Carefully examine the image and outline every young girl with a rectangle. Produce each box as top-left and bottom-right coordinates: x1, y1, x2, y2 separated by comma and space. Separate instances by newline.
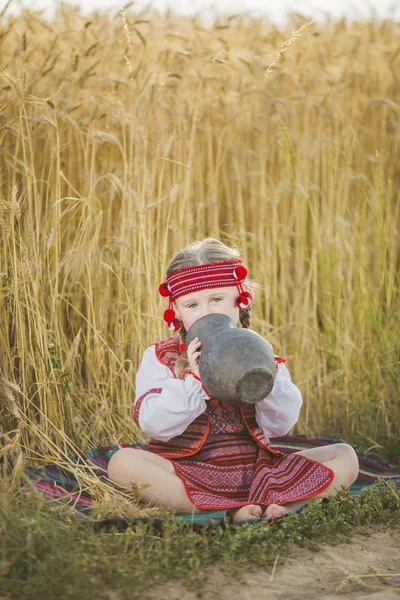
108, 238, 359, 522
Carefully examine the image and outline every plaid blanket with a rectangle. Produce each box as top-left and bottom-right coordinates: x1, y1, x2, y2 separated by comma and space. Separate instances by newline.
23, 436, 400, 529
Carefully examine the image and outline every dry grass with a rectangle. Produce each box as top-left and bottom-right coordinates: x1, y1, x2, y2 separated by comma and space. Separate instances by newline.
0, 7, 399, 470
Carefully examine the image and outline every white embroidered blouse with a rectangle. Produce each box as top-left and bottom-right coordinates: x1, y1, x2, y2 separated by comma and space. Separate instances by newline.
134, 345, 303, 443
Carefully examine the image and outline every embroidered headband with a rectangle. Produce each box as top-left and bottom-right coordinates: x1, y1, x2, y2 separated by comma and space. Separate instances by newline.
159, 260, 253, 331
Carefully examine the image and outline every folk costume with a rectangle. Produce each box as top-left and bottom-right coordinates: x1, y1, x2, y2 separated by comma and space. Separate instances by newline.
133, 260, 334, 511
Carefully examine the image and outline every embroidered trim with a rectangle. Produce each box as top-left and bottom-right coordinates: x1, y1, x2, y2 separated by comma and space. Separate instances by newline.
240, 405, 282, 455
164, 260, 244, 302
274, 355, 286, 373
153, 335, 180, 374
148, 416, 211, 460
183, 371, 211, 398
133, 388, 162, 426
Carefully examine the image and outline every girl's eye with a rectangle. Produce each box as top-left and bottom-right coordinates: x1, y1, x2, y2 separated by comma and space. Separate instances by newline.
187, 298, 222, 309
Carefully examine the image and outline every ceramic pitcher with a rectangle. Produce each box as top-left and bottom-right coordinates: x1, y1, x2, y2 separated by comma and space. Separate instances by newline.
185, 313, 276, 406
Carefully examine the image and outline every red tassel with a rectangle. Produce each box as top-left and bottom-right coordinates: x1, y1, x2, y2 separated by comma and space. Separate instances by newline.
179, 343, 186, 354
161, 291, 181, 330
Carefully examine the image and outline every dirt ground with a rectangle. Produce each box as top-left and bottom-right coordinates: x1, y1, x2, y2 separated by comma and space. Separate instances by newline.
145, 528, 400, 600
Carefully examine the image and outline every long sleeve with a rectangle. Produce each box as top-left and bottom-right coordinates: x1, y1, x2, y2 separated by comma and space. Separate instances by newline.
134, 345, 210, 442
255, 359, 302, 438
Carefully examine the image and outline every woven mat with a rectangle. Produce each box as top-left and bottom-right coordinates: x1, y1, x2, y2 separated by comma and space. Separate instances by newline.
23, 436, 400, 529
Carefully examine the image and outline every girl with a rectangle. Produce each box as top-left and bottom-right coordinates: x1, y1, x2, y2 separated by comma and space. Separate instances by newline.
108, 238, 359, 523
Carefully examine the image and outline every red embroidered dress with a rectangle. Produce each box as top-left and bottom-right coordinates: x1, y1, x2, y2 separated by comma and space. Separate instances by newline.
134, 335, 334, 510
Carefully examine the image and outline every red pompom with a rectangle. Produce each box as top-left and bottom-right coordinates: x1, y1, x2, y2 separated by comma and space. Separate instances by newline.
235, 291, 253, 309
234, 265, 248, 281
179, 343, 186, 353
159, 282, 170, 297
208, 399, 219, 407
169, 319, 181, 332
163, 308, 175, 322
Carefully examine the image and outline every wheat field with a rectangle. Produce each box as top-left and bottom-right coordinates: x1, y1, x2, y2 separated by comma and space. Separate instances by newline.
0, 6, 399, 464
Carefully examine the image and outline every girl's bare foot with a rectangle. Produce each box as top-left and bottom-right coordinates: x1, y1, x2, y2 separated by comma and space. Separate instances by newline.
262, 503, 290, 520
229, 504, 263, 521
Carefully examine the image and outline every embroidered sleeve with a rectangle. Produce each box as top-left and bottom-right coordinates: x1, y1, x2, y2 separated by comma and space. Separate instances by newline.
254, 357, 303, 438
134, 346, 209, 442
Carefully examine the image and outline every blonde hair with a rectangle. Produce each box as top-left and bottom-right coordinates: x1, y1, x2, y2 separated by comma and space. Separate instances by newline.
165, 238, 256, 379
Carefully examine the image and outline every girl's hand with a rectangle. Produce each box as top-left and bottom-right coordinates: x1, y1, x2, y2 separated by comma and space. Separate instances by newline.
187, 337, 202, 378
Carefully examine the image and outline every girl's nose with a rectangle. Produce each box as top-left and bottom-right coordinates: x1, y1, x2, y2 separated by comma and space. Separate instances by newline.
200, 305, 211, 317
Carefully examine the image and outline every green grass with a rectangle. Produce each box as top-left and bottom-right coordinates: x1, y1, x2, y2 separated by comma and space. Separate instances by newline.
0, 480, 399, 600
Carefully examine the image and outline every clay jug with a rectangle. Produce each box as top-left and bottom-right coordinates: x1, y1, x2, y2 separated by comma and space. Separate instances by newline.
185, 313, 276, 406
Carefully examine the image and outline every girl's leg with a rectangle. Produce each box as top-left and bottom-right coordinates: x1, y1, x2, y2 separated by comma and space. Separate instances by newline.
108, 448, 263, 521
263, 443, 359, 519
107, 448, 199, 513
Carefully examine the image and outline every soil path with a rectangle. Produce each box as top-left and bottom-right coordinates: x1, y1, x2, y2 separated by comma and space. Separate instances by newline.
145, 528, 400, 600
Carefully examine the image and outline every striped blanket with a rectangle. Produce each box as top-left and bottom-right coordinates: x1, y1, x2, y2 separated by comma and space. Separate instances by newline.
23, 436, 400, 529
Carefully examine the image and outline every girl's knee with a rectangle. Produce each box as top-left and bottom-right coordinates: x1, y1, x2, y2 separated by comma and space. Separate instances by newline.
107, 447, 140, 483
337, 443, 359, 483
336, 442, 358, 460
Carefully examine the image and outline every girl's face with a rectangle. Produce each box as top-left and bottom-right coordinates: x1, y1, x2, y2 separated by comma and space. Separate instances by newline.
173, 285, 247, 332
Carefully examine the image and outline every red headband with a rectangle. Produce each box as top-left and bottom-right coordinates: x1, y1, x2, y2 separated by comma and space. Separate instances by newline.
159, 260, 252, 331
